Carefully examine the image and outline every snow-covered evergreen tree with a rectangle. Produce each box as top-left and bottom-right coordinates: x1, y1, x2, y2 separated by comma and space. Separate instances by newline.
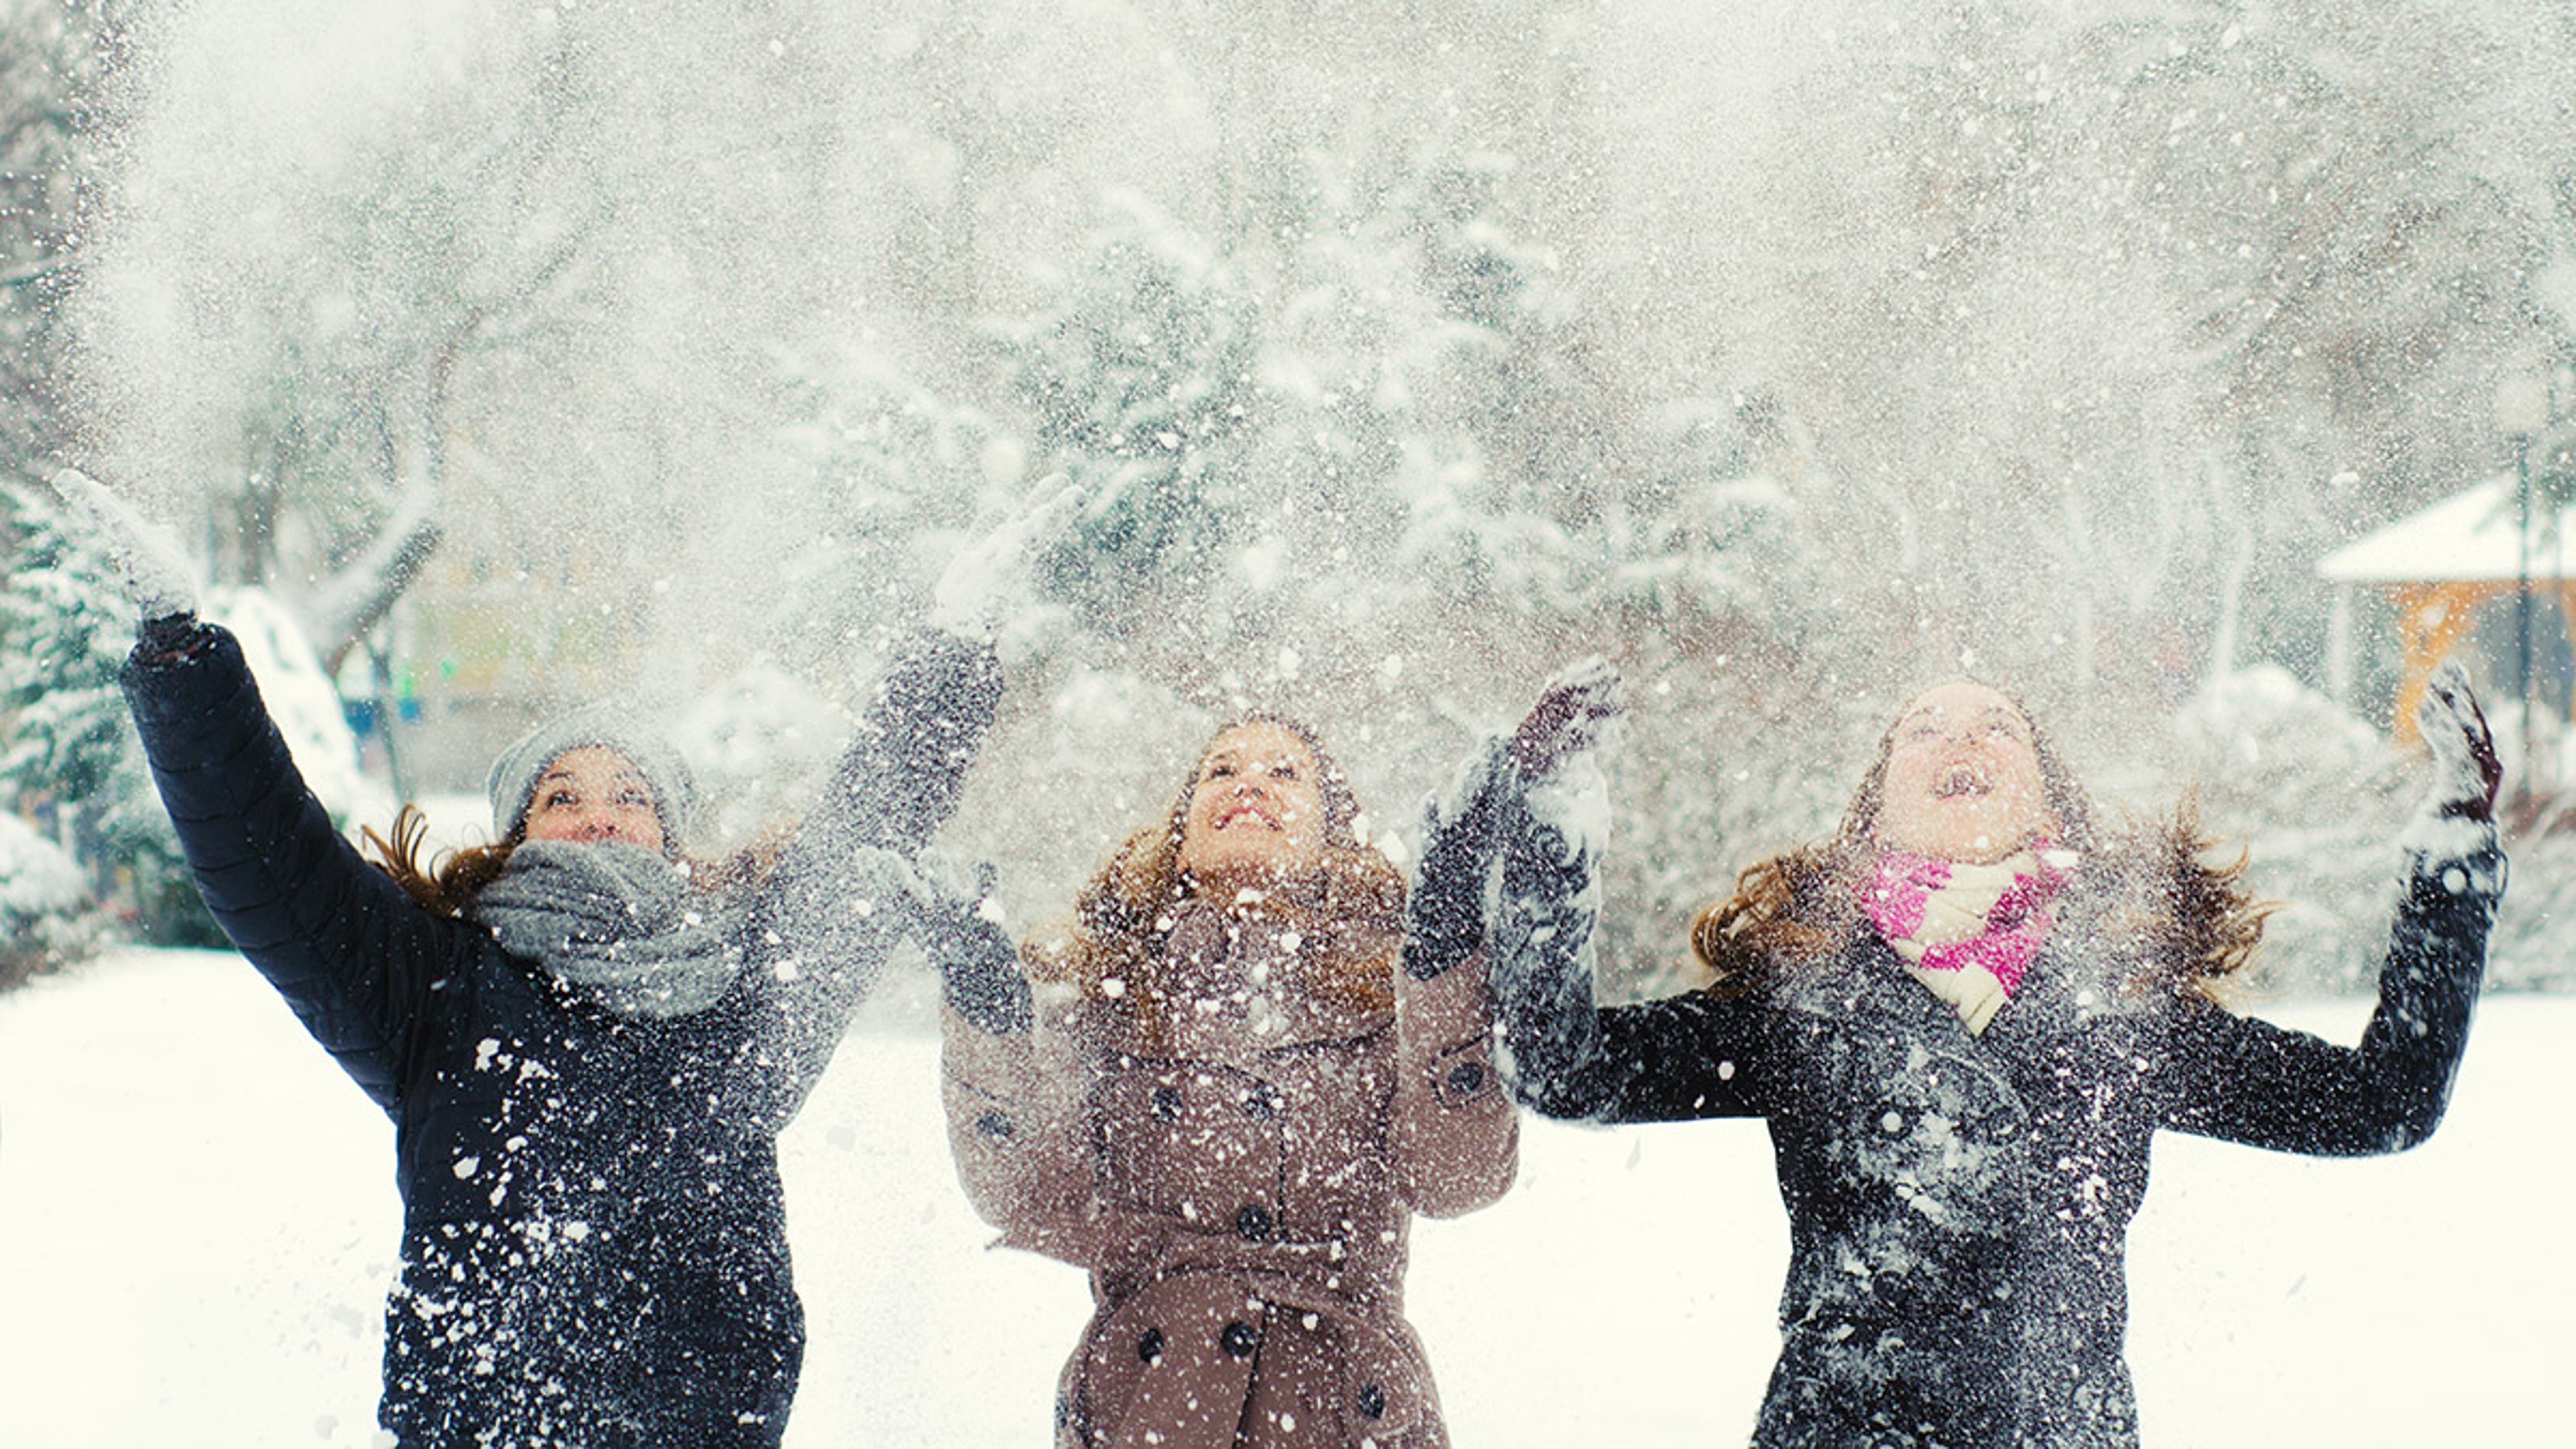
1003, 191, 1265, 643
0, 808, 90, 986
0, 477, 219, 946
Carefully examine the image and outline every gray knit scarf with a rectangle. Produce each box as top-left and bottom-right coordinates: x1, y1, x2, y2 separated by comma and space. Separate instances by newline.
472, 839, 746, 1019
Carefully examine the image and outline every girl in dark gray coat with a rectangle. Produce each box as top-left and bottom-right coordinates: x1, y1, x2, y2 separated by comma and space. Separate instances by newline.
1417, 660, 2504, 1449
68, 469, 1071, 1448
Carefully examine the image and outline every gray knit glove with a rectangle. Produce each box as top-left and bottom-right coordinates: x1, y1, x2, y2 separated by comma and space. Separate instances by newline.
906, 852, 1032, 1035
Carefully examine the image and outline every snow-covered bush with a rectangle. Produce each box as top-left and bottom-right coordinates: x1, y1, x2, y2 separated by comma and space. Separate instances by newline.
2167, 665, 2415, 994
669, 661, 850, 852
0, 810, 93, 987
2486, 822, 2576, 992
213, 588, 394, 832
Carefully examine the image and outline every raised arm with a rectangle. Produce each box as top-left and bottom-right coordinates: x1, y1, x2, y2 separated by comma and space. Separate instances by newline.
745, 480, 1080, 1117
1393, 756, 1519, 1214
123, 616, 461, 1115
62, 468, 459, 1115
1485, 658, 1626, 1118
917, 875, 1105, 1263
2165, 665, 2506, 1154
1480, 659, 1772, 1126
746, 625, 1006, 1001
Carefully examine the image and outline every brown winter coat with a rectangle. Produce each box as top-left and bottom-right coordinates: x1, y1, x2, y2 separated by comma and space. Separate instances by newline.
943, 899, 1517, 1448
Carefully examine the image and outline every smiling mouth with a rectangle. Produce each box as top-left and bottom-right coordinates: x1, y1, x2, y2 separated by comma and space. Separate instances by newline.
1933, 762, 1992, 800
1214, 804, 1280, 832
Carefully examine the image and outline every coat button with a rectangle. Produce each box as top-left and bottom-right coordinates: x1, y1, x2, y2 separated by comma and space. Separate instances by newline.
1235, 1204, 1273, 1241
1357, 1382, 1387, 1419
1446, 1061, 1486, 1096
1242, 1092, 1277, 1121
974, 1109, 1014, 1140
1150, 1086, 1184, 1120
1136, 1328, 1165, 1364
1220, 1320, 1258, 1358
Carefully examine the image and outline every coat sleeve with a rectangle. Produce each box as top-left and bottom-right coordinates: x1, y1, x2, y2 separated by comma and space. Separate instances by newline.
120, 623, 461, 1117
940, 988, 1105, 1265
1486, 749, 1769, 1126
1510, 987, 1773, 1126
2161, 833, 2504, 1155
1392, 948, 1517, 1217
741, 629, 1006, 1123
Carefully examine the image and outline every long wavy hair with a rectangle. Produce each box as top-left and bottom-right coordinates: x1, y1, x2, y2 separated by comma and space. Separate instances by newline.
363, 802, 778, 920
1028, 712, 1406, 1053
1690, 682, 2269, 1004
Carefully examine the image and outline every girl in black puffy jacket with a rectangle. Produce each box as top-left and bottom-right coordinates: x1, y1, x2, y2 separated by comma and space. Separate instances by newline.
1417, 659, 2504, 1449
76, 468, 1073, 1448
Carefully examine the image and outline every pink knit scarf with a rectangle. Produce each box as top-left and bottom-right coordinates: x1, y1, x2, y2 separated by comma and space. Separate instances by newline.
1860, 847, 2072, 1031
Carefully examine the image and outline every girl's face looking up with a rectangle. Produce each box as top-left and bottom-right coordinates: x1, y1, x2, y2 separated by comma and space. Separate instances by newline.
1177, 722, 1328, 891
1872, 682, 2056, 864
521, 747, 665, 853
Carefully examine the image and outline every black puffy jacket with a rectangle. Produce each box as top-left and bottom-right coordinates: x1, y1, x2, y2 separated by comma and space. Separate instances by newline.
123, 625, 997, 1448
1496, 837, 2501, 1449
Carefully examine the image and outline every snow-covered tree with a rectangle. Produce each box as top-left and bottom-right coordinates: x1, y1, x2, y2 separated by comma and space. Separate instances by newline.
0, 480, 218, 945
1003, 191, 1265, 645
0, 0, 138, 480
0, 806, 91, 985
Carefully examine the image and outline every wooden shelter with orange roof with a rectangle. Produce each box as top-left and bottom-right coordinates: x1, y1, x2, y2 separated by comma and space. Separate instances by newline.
2319, 473, 2576, 741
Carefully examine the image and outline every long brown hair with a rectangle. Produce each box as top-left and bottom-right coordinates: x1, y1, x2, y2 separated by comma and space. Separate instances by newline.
364, 804, 521, 917
1028, 712, 1405, 1052
1690, 682, 2269, 1003
362, 805, 783, 918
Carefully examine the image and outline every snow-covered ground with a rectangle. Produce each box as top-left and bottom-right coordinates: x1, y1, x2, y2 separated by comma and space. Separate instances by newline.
1, 949, 2567, 1448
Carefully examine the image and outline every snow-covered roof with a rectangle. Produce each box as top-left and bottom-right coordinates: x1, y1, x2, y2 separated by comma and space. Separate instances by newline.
2318, 474, 2576, 584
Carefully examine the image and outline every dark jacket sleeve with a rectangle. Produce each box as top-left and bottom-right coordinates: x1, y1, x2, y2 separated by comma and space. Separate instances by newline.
2162, 837, 2504, 1155
1505, 985, 1771, 1125
1485, 763, 1768, 1125
741, 629, 1006, 1122
121, 623, 462, 1117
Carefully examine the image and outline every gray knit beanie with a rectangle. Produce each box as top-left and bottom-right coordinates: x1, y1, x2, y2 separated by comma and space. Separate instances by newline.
485, 702, 697, 847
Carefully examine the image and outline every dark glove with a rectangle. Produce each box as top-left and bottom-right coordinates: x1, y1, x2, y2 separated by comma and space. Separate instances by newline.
831, 630, 1005, 854
2403, 663, 2506, 902
2415, 663, 2502, 823
1509, 655, 1626, 780
1404, 735, 1511, 980
1490, 658, 1623, 1085
908, 855, 1032, 1035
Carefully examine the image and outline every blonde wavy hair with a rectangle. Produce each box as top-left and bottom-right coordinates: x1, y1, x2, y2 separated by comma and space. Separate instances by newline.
1028, 712, 1405, 1053
1690, 683, 2269, 1004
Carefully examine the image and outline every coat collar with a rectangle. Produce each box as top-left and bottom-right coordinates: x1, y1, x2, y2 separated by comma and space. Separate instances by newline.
1134, 898, 1389, 1063
1781, 932, 2129, 1054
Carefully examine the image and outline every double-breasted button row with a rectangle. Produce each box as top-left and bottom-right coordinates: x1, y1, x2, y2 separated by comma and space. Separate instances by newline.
1134, 1320, 1263, 1362
1148, 1083, 1282, 1121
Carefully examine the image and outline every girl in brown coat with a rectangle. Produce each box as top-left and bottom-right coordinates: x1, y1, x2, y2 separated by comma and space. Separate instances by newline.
934, 714, 1518, 1448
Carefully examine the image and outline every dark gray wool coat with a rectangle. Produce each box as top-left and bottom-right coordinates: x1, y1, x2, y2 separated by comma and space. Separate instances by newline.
123, 623, 997, 1449
1491, 814, 2502, 1449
